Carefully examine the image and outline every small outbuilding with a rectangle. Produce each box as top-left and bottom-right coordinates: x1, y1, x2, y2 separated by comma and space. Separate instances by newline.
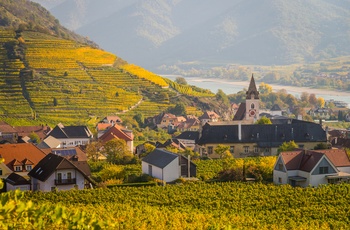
141, 149, 196, 183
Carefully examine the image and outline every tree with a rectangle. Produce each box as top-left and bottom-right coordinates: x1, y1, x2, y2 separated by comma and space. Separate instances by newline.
133, 113, 144, 127
169, 103, 186, 116
278, 141, 298, 154
175, 77, 187, 85
53, 97, 58, 106
102, 139, 132, 164
255, 116, 272, 124
308, 94, 317, 107
259, 82, 272, 94
85, 141, 103, 162
300, 92, 309, 104
314, 143, 330, 150
180, 147, 200, 158
28, 132, 40, 144
140, 143, 156, 157
214, 145, 232, 159
317, 97, 325, 108
216, 89, 229, 106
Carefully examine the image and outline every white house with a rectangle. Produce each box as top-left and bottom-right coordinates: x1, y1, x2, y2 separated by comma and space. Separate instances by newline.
141, 149, 196, 183
46, 123, 93, 147
28, 153, 93, 192
5, 173, 31, 191
273, 149, 350, 187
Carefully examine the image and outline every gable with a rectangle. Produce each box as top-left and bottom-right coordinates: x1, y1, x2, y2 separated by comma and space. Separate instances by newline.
311, 157, 337, 175
274, 157, 286, 172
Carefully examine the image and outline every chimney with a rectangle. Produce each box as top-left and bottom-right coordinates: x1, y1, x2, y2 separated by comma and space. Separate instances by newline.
238, 123, 242, 141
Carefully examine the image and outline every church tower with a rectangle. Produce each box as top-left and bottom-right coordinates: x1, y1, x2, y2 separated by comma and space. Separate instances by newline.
245, 74, 260, 121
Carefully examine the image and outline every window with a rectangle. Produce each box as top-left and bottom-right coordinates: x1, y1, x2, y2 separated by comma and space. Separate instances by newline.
254, 146, 259, 153
265, 148, 270, 153
251, 103, 255, 109
15, 166, 22, 172
67, 172, 72, 180
208, 147, 213, 154
0, 168, 2, 175
230, 146, 234, 154
319, 166, 329, 174
278, 177, 282, 183
148, 165, 153, 176
244, 146, 249, 153
57, 173, 62, 182
26, 165, 32, 171
278, 163, 283, 171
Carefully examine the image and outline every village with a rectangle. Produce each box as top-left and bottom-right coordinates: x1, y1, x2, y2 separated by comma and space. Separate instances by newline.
1, 75, 350, 192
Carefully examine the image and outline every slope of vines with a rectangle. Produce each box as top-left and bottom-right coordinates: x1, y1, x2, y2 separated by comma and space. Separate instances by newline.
19, 182, 350, 229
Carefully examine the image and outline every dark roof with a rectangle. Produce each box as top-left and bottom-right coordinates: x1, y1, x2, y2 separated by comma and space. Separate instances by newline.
246, 74, 259, 99
198, 120, 326, 146
142, 149, 178, 169
271, 104, 282, 111
6, 173, 30, 185
233, 103, 246, 120
48, 124, 92, 139
28, 153, 91, 182
175, 131, 199, 141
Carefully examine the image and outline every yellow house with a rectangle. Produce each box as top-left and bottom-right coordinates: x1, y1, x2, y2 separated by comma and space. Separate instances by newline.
197, 120, 327, 158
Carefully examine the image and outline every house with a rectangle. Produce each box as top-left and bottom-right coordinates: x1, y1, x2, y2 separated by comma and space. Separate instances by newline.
5, 173, 31, 191
197, 119, 327, 158
177, 115, 201, 132
46, 123, 93, 147
199, 111, 220, 125
157, 139, 187, 151
175, 131, 200, 151
233, 74, 260, 122
37, 136, 62, 150
14, 125, 51, 143
157, 113, 178, 129
270, 104, 283, 116
0, 143, 47, 191
28, 153, 93, 192
141, 149, 196, 183
273, 149, 350, 187
308, 108, 333, 120
98, 124, 134, 152
0, 121, 18, 143
99, 116, 123, 125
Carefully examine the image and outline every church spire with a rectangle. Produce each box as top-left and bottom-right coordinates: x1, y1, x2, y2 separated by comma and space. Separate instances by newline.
246, 74, 259, 99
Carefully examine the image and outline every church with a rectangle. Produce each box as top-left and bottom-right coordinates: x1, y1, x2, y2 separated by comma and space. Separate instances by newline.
197, 75, 327, 158
233, 74, 260, 122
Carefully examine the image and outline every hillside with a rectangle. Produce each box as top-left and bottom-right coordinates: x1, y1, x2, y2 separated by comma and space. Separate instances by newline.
32, 0, 350, 71
0, 0, 95, 47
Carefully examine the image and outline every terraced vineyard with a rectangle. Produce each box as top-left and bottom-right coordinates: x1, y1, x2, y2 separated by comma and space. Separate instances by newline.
0, 30, 30, 117
0, 30, 187, 125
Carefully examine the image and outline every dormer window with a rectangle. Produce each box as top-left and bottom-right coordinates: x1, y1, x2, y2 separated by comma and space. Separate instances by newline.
15, 166, 22, 172
26, 165, 32, 171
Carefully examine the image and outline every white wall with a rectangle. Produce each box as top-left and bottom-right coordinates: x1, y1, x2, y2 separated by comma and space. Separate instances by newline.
6, 183, 30, 191
162, 158, 180, 182
59, 138, 90, 147
142, 158, 180, 183
32, 169, 86, 192
273, 170, 287, 185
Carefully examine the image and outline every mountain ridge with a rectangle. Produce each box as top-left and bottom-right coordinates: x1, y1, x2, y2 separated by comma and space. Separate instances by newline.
31, 0, 350, 70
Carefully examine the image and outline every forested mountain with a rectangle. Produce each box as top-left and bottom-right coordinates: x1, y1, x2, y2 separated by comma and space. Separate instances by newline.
31, 0, 350, 70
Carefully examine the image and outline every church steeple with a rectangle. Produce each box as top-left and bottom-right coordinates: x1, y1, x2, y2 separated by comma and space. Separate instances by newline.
246, 74, 259, 99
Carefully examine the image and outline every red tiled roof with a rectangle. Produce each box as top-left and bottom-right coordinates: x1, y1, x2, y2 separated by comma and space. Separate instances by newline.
99, 124, 133, 143
280, 149, 349, 172
318, 149, 350, 167
0, 121, 17, 133
14, 125, 50, 139
0, 143, 46, 171
96, 123, 112, 131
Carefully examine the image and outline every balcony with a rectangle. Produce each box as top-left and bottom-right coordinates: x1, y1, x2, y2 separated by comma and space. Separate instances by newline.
55, 178, 76, 185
